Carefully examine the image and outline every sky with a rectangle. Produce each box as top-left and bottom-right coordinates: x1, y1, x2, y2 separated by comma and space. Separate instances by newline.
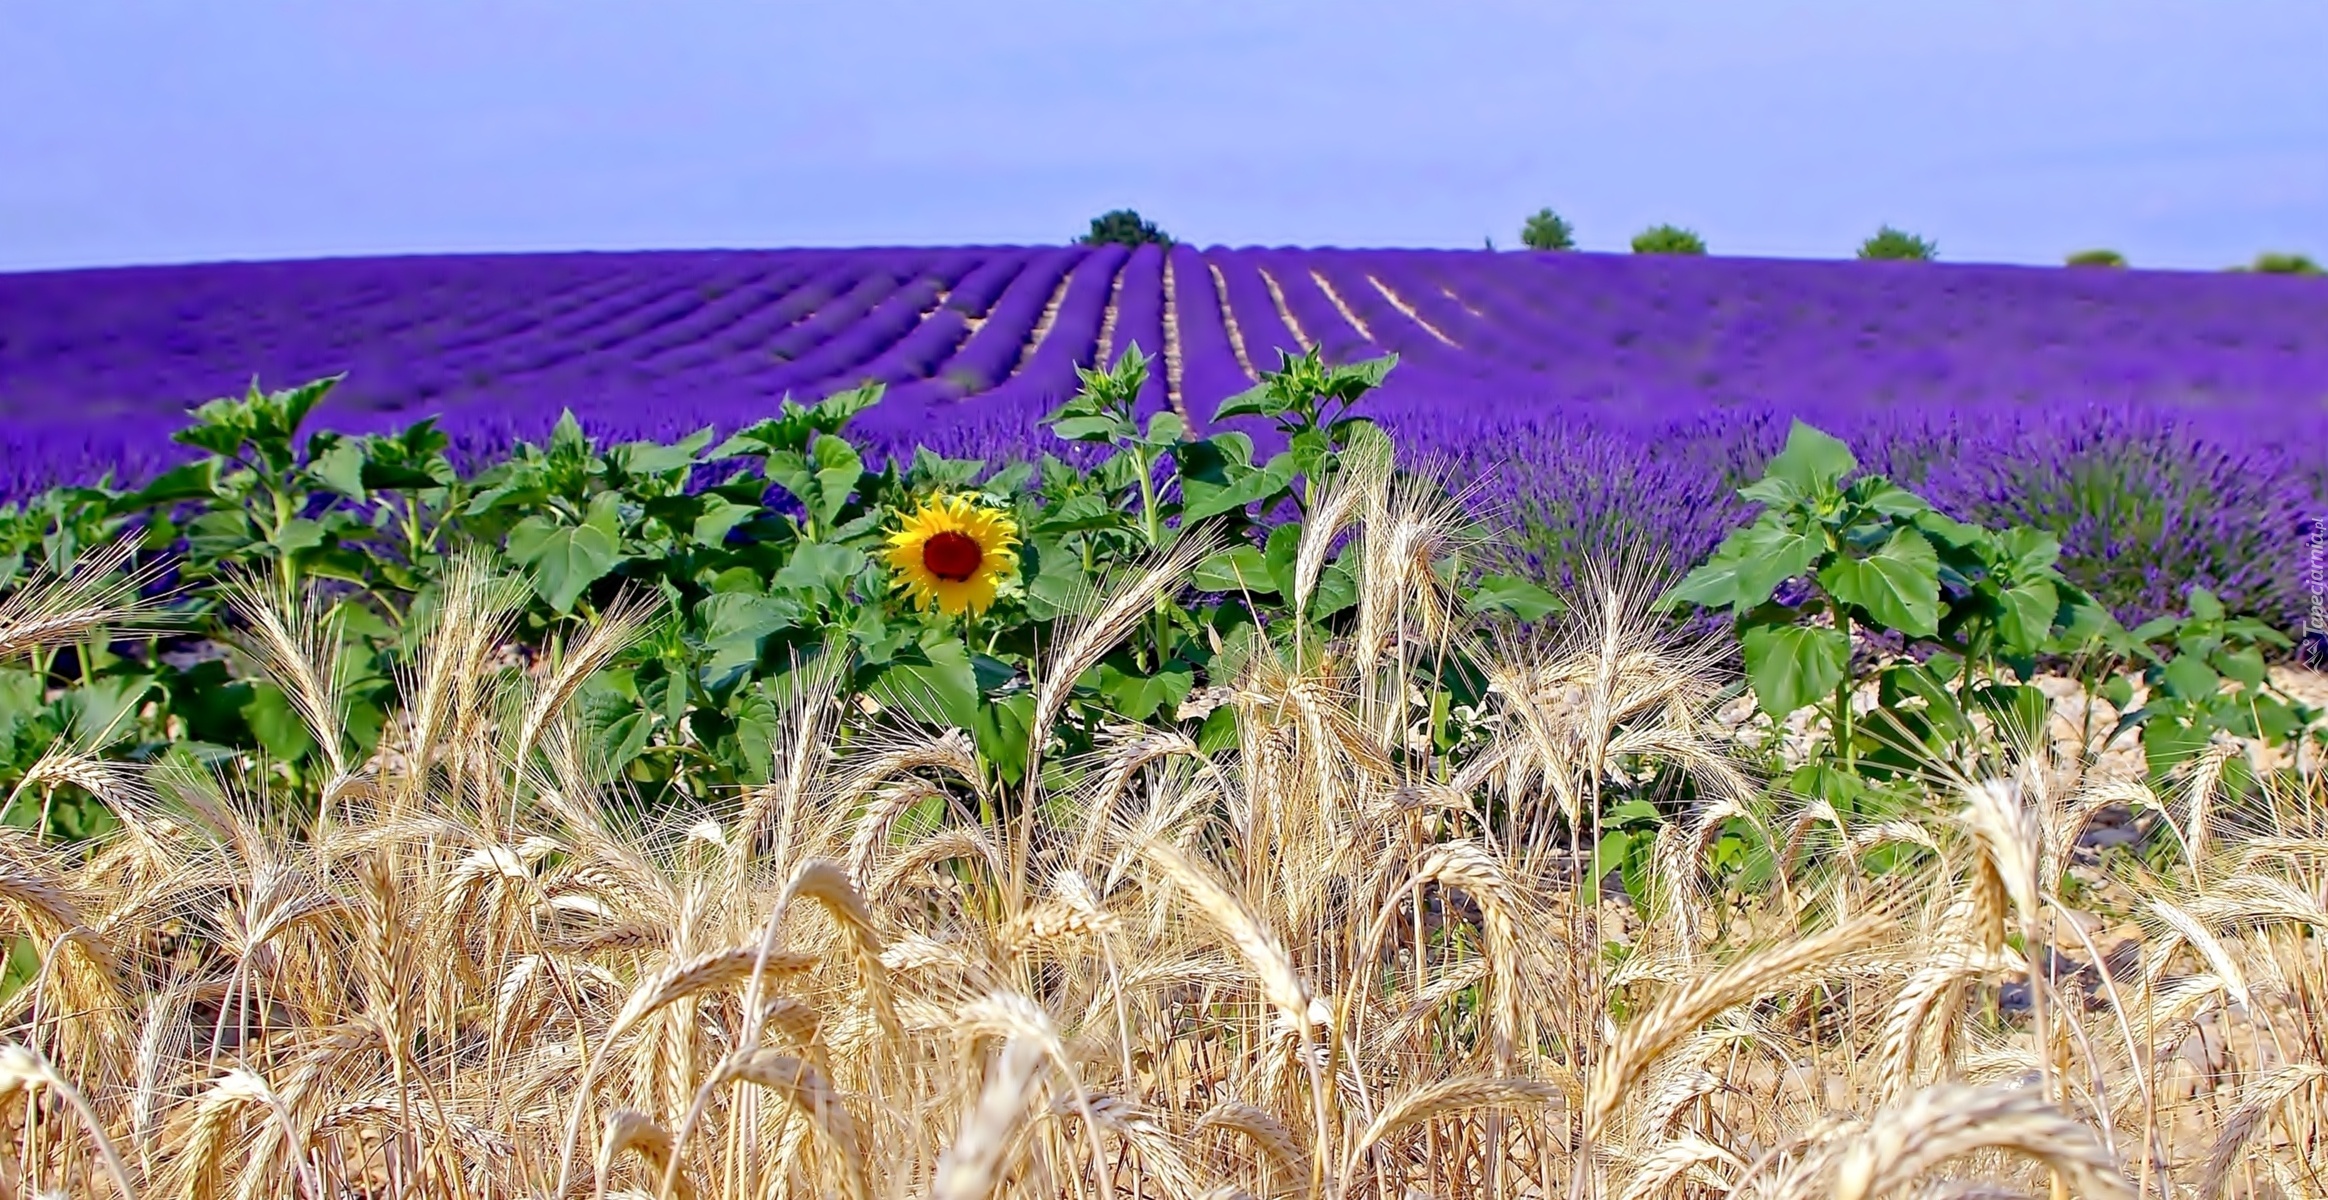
2, 0, 2323, 273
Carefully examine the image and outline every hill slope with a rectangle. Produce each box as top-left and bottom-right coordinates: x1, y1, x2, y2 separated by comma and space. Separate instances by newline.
2, 246, 2323, 624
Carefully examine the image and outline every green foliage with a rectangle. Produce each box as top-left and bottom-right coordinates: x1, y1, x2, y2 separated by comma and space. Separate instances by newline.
1079, 209, 1173, 247
2249, 251, 2323, 276
2101, 589, 2316, 784
1629, 224, 1706, 256
1856, 226, 1937, 261
1672, 422, 2320, 825
1670, 421, 2115, 803
1520, 208, 1577, 252
0, 345, 1556, 829
2065, 248, 2127, 268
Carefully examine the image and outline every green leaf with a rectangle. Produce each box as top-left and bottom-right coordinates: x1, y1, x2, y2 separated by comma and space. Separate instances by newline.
1287, 427, 1333, 478
870, 639, 982, 731
1211, 383, 1277, 423
1034, 494, 1122, 535
1089, 660, 1195, 723
1731, 522, 1824, 610
1994, 580, 2060, 653
272, 517, 328, 558
771, 542, 866, 596
693, 592, 801, 687
969, 690, 1034, 784
2141, 715, 2210, 782
1847, 477, 1931, 518
712, 689, 774, 784
1261, 523, 1302, 599
65, 675, 155, 746
1468, 574, 1563, 621
1763, 421, 1857, 495
692, 500, 761, 547
609, 434, 709, 478
1741, 623, 1851, 718
1995, 527, 2062, 576
1020, 539, 1083, 621
1969, 682, 2053, 745
2214, 645, 2268, 690
2185, 588, 2224, 622
1310, 562, 1360, 619
1736, 476, 1804, 509
1592, 829, 1636, 889
2159, 653, 2220, 702
1140, 411, 1187, 447
507, 517, 622, 614
1194, 545, 1275, 595
312, 439, 370, 501
1911, 509, 1985, 550
808, 435, 865, 527
1050, 415, 1129, 443
1816, 529, 1940, 638
1666, 539, 1752, 610
114, 460, 221, 512
0, 670, 44, 743
239, 680, 317, 762
1196, 704, 1239, 754
1181, 451, 1297, 523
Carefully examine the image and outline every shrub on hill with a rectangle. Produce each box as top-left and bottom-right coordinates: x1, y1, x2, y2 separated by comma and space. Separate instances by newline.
1856, 225, 1937, 261
2251, 250, 2323, 275
2065, 248, 2127, 268
1078, 209, 1173, 247
1630, 223, 1706, 255
1520, 207, 1577, 251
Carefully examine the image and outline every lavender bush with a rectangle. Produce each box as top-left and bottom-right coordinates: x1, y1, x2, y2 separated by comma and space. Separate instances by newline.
3, 246, 2323, 629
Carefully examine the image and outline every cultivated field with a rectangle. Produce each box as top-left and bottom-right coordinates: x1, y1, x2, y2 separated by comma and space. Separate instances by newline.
3, 248, 2322, 627
0, 246, 2323, 1198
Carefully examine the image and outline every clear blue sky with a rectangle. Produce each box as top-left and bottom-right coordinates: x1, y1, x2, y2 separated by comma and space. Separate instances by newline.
3, 0, 2322, 272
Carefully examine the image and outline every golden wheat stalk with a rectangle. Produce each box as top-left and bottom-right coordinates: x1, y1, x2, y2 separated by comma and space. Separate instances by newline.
1337, 1076, 1558, 1191
2195, 1060, 2328, 1200
1619, 1132, 1749, 1200
1193, 1100, 1308, 1181
595, 1108, 695, 1200
1589, 911, 1889, 1132
0, 536, 174, 662
0, 1042, 137, 1199
1809, 1082, 2134, 1200
933, 1036, 1049, 1200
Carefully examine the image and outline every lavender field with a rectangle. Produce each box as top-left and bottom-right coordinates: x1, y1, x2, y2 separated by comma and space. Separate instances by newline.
2, 245, 2323, 625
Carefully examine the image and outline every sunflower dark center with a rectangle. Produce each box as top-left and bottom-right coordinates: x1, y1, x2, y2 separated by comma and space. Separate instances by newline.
921, 530, 984, 582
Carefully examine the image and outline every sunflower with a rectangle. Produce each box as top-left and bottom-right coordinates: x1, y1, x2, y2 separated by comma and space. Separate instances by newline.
884, 492, 1020, 616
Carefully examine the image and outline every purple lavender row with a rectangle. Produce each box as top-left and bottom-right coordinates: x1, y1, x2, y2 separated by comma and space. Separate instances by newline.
850, 253, 1034, 387
1163, 245, 1254, 422
1250, 252, 1373, 362
761, 253, 989, 396
942, 254, 1028, 319
1103, 244, 1171, 417
889, 246, 1082, 402
978, 244, 1127, 409
1204, 251, 1307, 370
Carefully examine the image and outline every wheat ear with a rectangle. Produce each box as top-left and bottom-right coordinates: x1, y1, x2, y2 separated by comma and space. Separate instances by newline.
1815, 1083, 2133, 1200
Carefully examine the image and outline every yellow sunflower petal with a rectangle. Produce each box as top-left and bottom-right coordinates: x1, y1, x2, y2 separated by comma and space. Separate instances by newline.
883, 492, 1020, 616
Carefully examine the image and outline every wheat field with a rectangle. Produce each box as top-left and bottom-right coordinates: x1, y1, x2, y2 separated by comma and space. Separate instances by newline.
0, 474, 2322, 1199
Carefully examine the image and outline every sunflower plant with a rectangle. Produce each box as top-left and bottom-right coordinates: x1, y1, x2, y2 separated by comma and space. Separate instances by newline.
883, 491, 1021, 619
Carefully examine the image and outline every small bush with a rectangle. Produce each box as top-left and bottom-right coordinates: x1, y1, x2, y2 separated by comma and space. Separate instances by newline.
2251, 250, 2323, 275
1629, 223, 1706, 255
1079, 209, 1173, 247
1855, 225, 1937, 261
1520, 208, 1577, 251
2065, 248, 2127, 268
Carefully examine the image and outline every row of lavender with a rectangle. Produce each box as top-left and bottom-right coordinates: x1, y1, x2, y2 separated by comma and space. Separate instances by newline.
2, 247, 2323, 627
